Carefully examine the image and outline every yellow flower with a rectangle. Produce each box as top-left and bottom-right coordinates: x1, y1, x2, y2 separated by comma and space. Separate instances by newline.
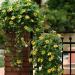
11, 16, 15, 20
48, 55, 54, 61
51, 67, 55, 72
18, 15, 22, 19
16, 60, 22, 64
25, 44, 28, 47
40, 58, 43, 63
35, 28, 40, 32
8, 6, 13, 12
31, 50, 37, 56
31, 41, 36, 45
9, 21, 13, 24
29, 58, 32, 63
41, 50, 46, 55
34, 13, 38, 16
39, 36, 44, 40
36, 10, 39, 13
47, 67, 55, 73
24, 26, 29, 30
53, 45, 59, 48
47, 69, 51, 73
21, 9, 26, 14
52, 30, 56, 33
27, 0, 31, 2
31, 19, 34, 22
38, 58, 43, 63
45, 40, 49, 44
21, 37, 24, 41
5, 17, 7, 20
48, 57, 52, 61
27, 2, 31, 6
2, 10, 6, 13
47, 52, 52, 56
25, 15, 30, 19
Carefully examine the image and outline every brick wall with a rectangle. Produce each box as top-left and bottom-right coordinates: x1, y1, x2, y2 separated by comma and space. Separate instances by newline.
5, 31, 31, 75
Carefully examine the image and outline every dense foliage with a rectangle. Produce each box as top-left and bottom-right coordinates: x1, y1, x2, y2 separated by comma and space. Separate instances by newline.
0, 0, 62, 74
0, 0, 43, 33
46, 0, 75, 32
0, 0, 43, 68
29, 31, 62, 75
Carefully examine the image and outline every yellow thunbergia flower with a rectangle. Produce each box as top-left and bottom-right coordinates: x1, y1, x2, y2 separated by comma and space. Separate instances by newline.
38, 58, 43, 63
31, 41, 36, 45
35, 28, 40, 32
27, 2, 31, 6
40, 58, 43, 63
24, 26, 29, 30
9, 21, 13, 24
26, 0, 31, 2
36, 10, 39, 13
8, 6, 13, 12
39, 36, 44, 40
21, 9, 26, 13
48, 57, 52, 61
31, 50, 37, 56
47, 69, 51, 73
5, 17, 7, 21
47, 52, 52, 56
21, 37, 24, 41
41, 50, 46, 55
11, 16, 15, 20
48, 55, 54, 61
51, 67, 55, 72
31, 19, 34, 22
2, 10, 6, 13
45, 40, 49, 44
34, 13, 38, 16
52, 30, 56, 33
25, 15, 30, 19
53, 45, 59, 48
18, 15, 22, 19
16, 60, 22, 64
38, 58, 40, 62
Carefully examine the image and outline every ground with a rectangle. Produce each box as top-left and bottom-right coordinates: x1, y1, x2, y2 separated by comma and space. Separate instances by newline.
0, 68, 4, 75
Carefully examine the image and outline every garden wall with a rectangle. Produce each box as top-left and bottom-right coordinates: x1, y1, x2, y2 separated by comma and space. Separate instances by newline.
5, 32, 31, 75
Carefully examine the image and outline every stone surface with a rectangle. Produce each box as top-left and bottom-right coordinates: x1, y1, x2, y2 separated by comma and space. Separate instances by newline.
0, 68, 4, 75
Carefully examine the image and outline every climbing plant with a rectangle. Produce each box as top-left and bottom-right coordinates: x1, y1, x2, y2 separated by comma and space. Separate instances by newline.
0, 0, 43, 69
29, 31, 63, 75
0, 0, 63, 75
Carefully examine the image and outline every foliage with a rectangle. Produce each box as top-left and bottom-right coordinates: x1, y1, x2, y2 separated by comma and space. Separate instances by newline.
0, 0, 43, 69
29, 31, 62, 75
46, 0, 75, 32
0, 0, 63, 74
0, 0, 43, 33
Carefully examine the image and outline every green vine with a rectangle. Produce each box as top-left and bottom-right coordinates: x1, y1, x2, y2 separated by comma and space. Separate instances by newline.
0, 0, 43, 69
30, 31, 63, 75
0, 0, 63, 74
